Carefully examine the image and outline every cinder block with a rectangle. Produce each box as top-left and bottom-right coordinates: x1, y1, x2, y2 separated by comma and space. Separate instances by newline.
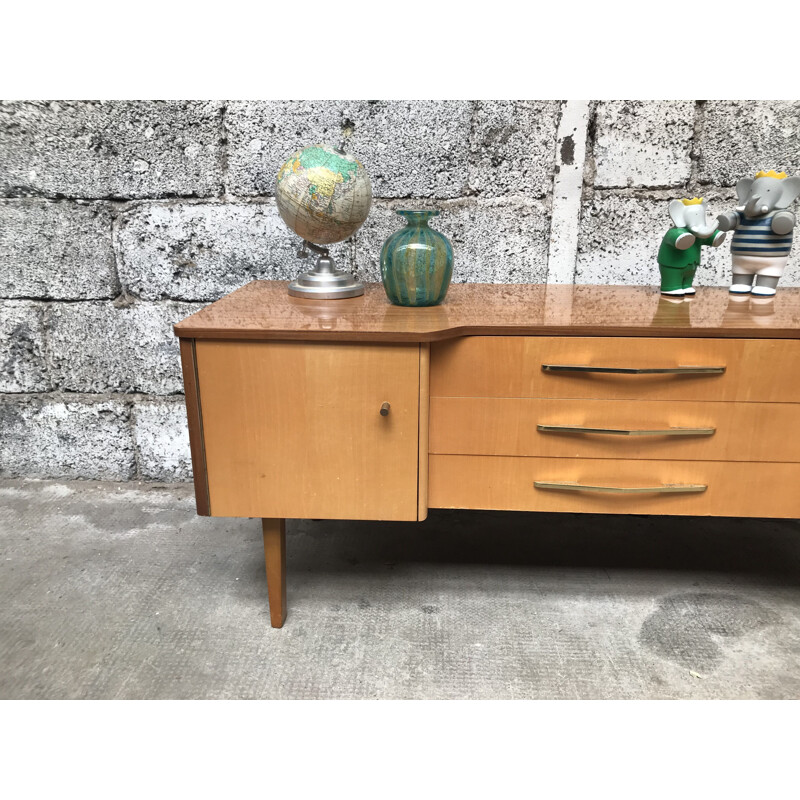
133, 399, 192, 481
700, 101, 800, 186
0, 397, 135, 479
115, 201, 353, 301
0, 101, 224, 199
576, 191, 751, 287
451, 200, 551, 284
594, 101, 694, 188
354, 199, 551, 285
577, 193, 671, 285
0, 200, 116, 299
47, 301, 201, 395
226, 100, 472, 199
468, 100, 560, 197
0, 301, 50, 392
780, 253, 800, 287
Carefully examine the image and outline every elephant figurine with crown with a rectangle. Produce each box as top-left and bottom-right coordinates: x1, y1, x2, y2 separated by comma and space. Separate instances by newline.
657, 197, 726, 296
717, 170, 800, 296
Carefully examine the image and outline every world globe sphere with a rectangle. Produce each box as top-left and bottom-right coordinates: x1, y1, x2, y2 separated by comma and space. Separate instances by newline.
275, 143, 372, 246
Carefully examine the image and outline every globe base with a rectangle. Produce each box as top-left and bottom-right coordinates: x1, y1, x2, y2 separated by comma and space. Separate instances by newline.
288, 252, 364, 299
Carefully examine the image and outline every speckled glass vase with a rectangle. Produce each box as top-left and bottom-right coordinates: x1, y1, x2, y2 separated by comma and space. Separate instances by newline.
380, 210, 453, 306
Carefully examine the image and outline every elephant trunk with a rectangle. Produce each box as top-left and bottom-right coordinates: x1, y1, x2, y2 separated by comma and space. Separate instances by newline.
742, 194, 770, 217
690, 224, 717, 238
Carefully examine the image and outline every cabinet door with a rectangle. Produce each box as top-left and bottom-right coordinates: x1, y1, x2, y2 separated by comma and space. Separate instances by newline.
195, 341, 421, 520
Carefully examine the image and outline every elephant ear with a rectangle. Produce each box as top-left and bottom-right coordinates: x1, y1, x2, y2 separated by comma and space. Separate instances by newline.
735, 178, 754, 205
668, 199, 686, 227
779, 176, 800, 208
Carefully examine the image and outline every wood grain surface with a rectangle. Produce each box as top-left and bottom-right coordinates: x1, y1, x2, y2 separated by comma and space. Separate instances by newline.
262, 518, 286, 628
178, 339, 210, 515
195, 340, 421, 520
429, 454, 800, 518
430, 336, 800, 403
173, 282, 800, 342
430, 397, 800, 463
418, 343, 430, 521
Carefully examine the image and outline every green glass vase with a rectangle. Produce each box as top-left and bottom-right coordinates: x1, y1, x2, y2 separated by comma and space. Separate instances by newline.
380, 210, 453, 306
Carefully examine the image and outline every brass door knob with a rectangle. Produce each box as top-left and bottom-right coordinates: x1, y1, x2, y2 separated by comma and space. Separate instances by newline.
380, 402, 391, 416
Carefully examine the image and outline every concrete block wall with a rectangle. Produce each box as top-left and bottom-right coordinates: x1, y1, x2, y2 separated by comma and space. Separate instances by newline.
2, 100, 799, 482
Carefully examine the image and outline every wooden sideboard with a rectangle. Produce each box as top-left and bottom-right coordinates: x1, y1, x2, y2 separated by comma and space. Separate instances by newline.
174, 282, 800, 627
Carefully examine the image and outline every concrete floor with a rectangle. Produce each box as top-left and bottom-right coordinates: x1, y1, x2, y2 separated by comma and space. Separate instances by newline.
1, 479, 799, 699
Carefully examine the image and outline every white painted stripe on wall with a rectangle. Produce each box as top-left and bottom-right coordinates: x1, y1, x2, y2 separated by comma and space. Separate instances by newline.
546, 100, 591, 284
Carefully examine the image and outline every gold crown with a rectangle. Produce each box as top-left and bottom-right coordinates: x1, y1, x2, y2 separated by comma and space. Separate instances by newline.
755, 170, 787, 179
681, 197, 703, 206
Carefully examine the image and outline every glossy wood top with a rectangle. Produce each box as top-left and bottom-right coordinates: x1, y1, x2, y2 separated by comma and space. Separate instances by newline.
173, 281, 800, 341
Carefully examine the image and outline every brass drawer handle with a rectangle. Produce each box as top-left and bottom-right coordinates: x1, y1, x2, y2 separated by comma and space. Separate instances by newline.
380, 402, 391, 416
534, 481, 707, 494
541, 364, 726, 375
537, 424, 716, 437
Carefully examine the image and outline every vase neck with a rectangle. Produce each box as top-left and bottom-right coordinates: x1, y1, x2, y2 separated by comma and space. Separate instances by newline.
397, 209, 438, 227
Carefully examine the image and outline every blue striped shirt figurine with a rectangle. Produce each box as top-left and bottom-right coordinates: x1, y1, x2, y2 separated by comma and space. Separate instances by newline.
717, 170, 800, 297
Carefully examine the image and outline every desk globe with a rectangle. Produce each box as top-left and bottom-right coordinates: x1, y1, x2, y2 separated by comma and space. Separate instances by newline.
276, 143, 372, 298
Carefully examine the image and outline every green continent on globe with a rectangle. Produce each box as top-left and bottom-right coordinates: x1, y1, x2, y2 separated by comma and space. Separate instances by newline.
298, 146, 360, 183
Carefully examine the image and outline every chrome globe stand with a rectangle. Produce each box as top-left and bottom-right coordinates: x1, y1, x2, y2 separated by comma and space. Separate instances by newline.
288, 241, 365, 299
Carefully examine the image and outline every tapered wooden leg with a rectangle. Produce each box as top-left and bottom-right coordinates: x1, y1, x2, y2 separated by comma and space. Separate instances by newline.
262, 518, 287, 628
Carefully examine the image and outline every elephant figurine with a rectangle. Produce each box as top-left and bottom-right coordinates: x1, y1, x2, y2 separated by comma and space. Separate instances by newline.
657, 198, 726, 296
717, 170, 800, 296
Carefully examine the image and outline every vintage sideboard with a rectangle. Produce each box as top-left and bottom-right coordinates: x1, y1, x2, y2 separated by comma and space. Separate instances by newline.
174, 282, 800, 627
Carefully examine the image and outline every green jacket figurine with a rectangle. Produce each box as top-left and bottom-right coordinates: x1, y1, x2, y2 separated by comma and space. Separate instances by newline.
657, 198, 725, 296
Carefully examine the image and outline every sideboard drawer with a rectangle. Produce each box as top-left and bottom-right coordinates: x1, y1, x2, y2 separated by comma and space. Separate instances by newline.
429, 455, 800, 518
194, 340, 422, 520
430, 337, 800, 403
430, 397, 800, 463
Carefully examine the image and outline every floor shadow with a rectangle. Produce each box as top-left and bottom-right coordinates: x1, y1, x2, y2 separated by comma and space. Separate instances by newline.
288, 510, 800, 583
